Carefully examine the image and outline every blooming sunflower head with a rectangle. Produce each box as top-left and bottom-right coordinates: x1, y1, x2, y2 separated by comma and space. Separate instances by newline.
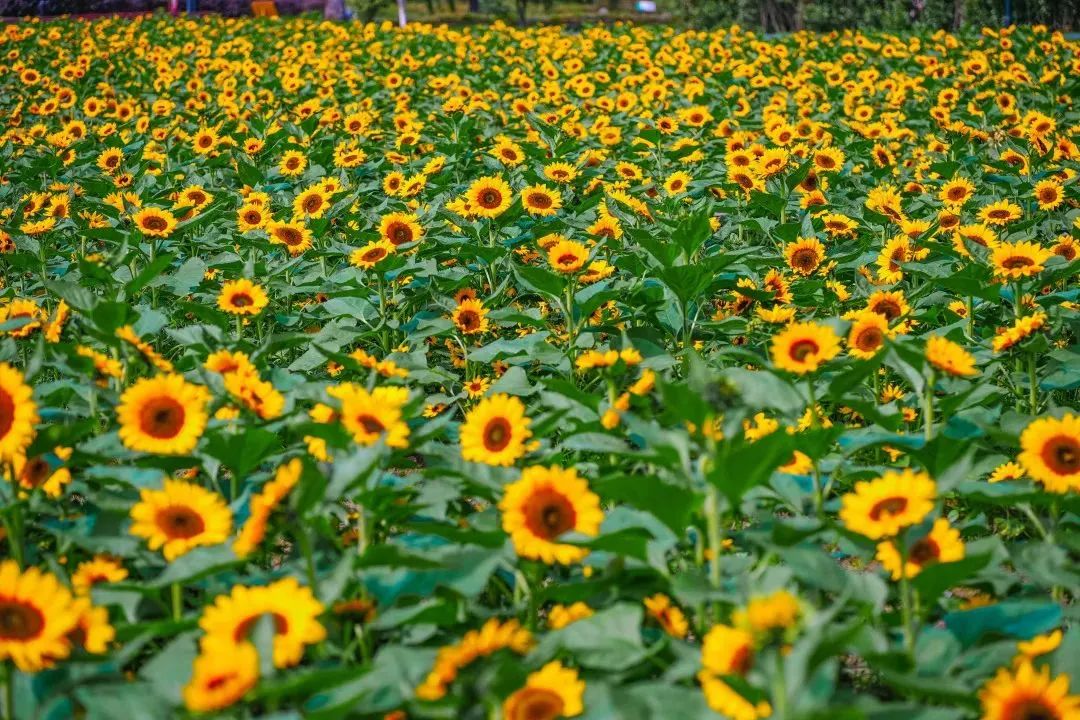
499, 464, 603, 565
502, 661, 585, 720
465, 176, 512, 218
217, 279, 269, 316
0, 560, 82, 672
770, 321, 842, 375
129, 479, 232, 561
839, 468, 937, 540
1018, 414, 1080, 493
116, 374, 211, 455
460, 393, 532, 467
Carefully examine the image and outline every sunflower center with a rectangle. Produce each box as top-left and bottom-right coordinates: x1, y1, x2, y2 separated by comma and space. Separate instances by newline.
363, 248, 387, 263
303, 195, 322, 213
508, 687, 565, 720
142, 216, 167, 231
198, 136, 212, 147
20, 456, 50, 486
139, 397, 187, 439
388, 223, 412, 245
231, 293, 253, 308
234, 612, 289, 643
792, 249, 817, 270
873, 301, 901, 321
1055, 245, 1076, 261
354, 413, 385, 435
244, 211, 261, 224
789, 339, 819, 362
907, 537, 940, 566
557, 253, 579, 267
856, 328, 884, 351
0, 387, 14, 440
458, 311, 480, 332
479, 190, 501, 208
482, 417, 513, 452
1001, 698, 1060, 720
156, 505, 205, 539
1042, 436, 1080, 475
205, 673, 236, 691
528, 193, 552, 209
277, 228, 303, 246
0, 600, 45, 640
988, 209, 1009, 219
524, 489, 577, 539
1002, 256, 1033, 270
869, 496, 908, 520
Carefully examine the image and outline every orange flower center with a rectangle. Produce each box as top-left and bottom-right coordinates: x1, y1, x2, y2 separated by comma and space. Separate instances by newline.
506, 687, 564, 720
482, 417, 512, 452
527, 193, 552, 209
156, 505, 205, 539
457, 310, 480, 332
1002, 256, 1034, 270
788, 339, 819, 362
142, 215, 168, 231
139, 396, 186, 439
855, 327, 884, 352
0, 599, 44, 640
524, 489, 576, 540
868, 496, 907, 521
1041, 436, 1080, 475
231, 293, 253, 308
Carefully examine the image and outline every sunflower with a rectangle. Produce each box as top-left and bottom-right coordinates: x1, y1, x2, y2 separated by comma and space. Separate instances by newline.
547, 239, 589, 274
733, 589, 801, 634
331, 384, 410, 448
875, 518, 964, 580
461, 394, 533, 466
191, 127, 218, 154
183, 636, 259, 712
279, 150, 307, 176
771, 322, 841, 375
132, 207, 178, 237
1032, 179, 1064, 211
292, 186, 331, 220
452, 298, 490, 335
198, 577, 325, 668
548, 602, 593, 630
1018, 414, 1080, 493
117, 374, 211, 455
234, 459, 302, 557
664, 170, 692, 196
218, 279, 269, 316
267, 221, 313, 255
939, 177, 975, 205
979, 661, 1080, 720
0, 560, 82, 672
499, 465, 602, 565
503, 661, 585, 720
0, 363, 38, 460
813, 147, 845, 172
96, 147, 123, 173
979, 199, 1022, 226
866, 290, 910, 322
544, 162, 579, 184
377, 212, 422, 248
9, 447, 71, 497
702, 624, 755, 676
224, 372, 284, 420
839, 469, 937, 540
644, 593, 689, 638
129, 479, 232, 560
350, 239, 396, 269
0, 299, 45, 338
521, 185, 562, 217
847, 311, 890, 359
925, 335, 978, 377
699, 672, 772, 720
205, 350, 254, 376
71, 556, 128, 595
465, 176, 513, 218
1016, 630, 1063, 662
71, 600, 115, 654
783, 237, 825, 276
991, 241, 1053, 280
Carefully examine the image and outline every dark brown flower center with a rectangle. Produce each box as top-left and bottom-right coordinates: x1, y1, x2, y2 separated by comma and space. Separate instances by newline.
1002, 256, 1034, 270
527, 193, 552, 209
139, 397, 186, 439
869, 496, 908, 521
234, 612, 288, 643
1000, 698, 1059, 720
479, 189, 502, 208
142, 216, 168, 231
856, 328, 884, 352
356, 414, 385, 435
789, 339, 819, 362
0, 600, 44, 640
156, 505, 205, 539
387, 223, 412, 245
524, 490, 576, 540
507, 687, 564, 720
482, 417, 512, 452
908, 537, 940, 566
1042, 436, 1080, 475
0, 387, 14, 440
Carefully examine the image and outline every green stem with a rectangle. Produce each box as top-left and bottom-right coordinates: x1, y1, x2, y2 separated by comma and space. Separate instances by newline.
298, 530, 320, 599
806, 380, 824, 514
1028, 353, 1038, 415
771, 651, 788, 720
4, 662, 13, 720
171, 582, 182, 621
897, 536, 916, 658
703, 485, 723, 620
923, 370, 935, 443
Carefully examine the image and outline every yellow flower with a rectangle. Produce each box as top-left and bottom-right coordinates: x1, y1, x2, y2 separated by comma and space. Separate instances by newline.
460, 394, 532, 466
331, 384, 410, 449
979, 661, 1080, 720
521, 184, 562, 217
875, 518, 965, 580
0, 560, 82, 672
698, 671, 772, 720
465, 176, 513, 218
116, 374, 210, 455
1018, 414, 1080, 493
198, 577, 325, 668
1016, 629, 1063, 663
218, 279, 269, 316
499, 465, 603, 565
702, 623, 755, 675
452, 298, 490, 335
129, 479, 232, 561
503, 661, 585, 719
547, 239, 589, 274
991, 241, 1053, 280
132, 207, 178, 237
784, 237, 825, 276
847, 311, 889, 359
0, 363, 38, 461
733, 589, 801, 634
350, 239, 396, 269
183, 636, 259, 713
839, 469, 937, 540
771, 321, 841, 375
548, 602, 594, 630
70, 556, 128, 595
644, 593, 689, 638
925, 335, 978, 377
379, 212, 423, 247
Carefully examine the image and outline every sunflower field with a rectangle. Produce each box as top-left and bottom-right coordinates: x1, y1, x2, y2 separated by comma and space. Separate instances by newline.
0, 13, 1079, 720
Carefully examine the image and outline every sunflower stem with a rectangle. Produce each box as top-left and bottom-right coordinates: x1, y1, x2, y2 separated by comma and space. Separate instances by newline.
922, 370, 935, 443
4, 662, 13, 720
770, 650, 789, 720
171, 582, 182, 621
298, 530, 320, 600
897, 536, 916, 658
703, 485, 723, 619
1028, 353, 1038, 415
234, 314, 242, 342
806, 380, 824, 515
965, 296, 975, 339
